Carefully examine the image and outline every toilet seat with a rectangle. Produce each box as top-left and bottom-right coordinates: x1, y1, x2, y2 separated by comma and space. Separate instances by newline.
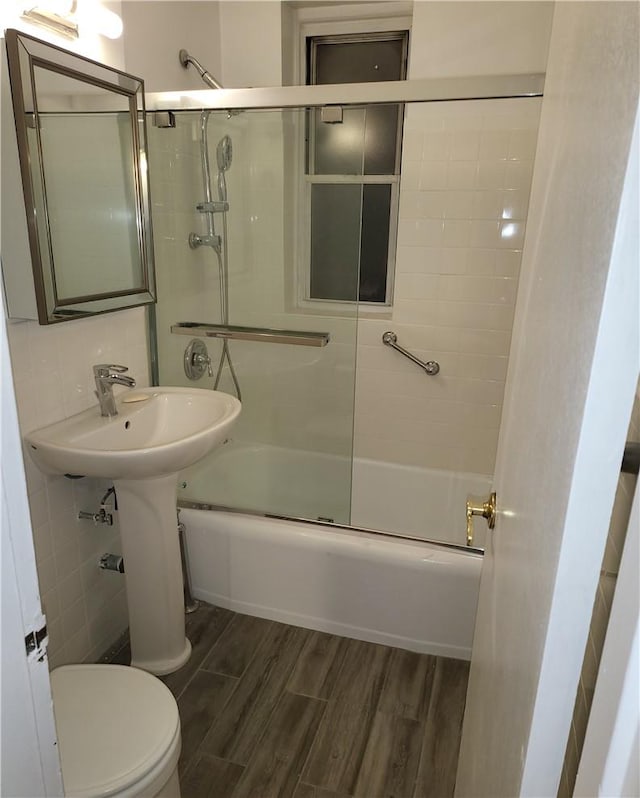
50, 664, 181, 797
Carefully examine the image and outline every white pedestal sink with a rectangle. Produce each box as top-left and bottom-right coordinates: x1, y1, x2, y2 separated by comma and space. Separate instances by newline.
25, 387, 241, 675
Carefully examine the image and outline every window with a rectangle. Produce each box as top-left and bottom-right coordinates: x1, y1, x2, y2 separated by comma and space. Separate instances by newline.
304, 31, 408, 306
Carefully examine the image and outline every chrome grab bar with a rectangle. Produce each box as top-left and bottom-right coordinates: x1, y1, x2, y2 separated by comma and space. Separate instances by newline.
382, 331, 440, 375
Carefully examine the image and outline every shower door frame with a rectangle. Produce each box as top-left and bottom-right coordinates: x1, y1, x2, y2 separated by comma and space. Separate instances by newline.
145, 73, 545, 551
145, 73, 544, 113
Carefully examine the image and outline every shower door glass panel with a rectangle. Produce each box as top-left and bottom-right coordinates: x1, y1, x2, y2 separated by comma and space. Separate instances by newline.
349, 97, 542, 548
148, 108, 362, 524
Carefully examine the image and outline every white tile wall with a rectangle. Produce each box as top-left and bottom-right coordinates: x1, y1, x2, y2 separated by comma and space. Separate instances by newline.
354, 98, 542, 476
559, 382, 640, 797
7, 308, 149, 667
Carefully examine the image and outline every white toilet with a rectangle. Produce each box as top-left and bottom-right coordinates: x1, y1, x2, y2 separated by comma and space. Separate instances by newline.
50, 664, 182, 797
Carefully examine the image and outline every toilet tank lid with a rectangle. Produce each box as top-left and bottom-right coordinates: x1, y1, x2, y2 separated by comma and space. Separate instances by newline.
50, 664, 180, 797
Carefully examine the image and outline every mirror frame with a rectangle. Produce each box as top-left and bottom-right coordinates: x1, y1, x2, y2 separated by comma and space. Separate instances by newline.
5, 29, 156, 323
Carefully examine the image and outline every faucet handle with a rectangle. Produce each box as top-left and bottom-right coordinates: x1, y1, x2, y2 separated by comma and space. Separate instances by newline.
93, 364, 129, 377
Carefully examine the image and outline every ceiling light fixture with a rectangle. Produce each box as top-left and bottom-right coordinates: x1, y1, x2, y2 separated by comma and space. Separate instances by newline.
21, 0, 79, 39
89, 4, 123, 40
21, 1, 123, 41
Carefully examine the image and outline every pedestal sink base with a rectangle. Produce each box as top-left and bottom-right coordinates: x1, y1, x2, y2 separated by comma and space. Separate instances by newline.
131, 638, 192, 676
114, 474, 190, 676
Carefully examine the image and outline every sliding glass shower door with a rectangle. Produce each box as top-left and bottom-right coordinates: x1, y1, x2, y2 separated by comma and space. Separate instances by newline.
147, 85, 542, 547
147, 107, 363, 524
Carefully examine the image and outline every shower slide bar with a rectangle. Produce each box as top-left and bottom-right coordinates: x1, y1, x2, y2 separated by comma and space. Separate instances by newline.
171, 322, 330, 347
382, 331, 440, 375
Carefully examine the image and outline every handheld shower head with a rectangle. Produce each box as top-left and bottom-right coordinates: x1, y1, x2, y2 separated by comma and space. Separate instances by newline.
216, 135, 232, 202
217, 135, 233, 172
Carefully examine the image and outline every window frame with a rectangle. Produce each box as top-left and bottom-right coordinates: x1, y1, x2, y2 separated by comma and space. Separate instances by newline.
297, 27, 409, 311
291, 2, 413, 87
301, 173, 400, 309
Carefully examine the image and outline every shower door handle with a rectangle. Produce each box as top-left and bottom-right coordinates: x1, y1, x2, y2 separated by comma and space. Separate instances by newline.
466, 492, 496, 546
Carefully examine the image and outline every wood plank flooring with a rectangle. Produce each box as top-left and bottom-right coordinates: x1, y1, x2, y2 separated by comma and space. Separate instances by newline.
110, 603, 469, 798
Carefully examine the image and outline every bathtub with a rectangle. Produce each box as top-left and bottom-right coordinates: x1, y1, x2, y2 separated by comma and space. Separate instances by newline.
180, 441, 492, 547
180, 508, 482, 660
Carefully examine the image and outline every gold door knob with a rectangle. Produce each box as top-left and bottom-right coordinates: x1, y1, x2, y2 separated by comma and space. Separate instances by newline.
466, 492, 497, 546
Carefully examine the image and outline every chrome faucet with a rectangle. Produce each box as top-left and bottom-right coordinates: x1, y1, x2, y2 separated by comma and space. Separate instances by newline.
93, 364, 136, 417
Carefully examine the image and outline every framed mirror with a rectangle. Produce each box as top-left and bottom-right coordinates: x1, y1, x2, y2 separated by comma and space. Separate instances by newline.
4, 29, 156, 323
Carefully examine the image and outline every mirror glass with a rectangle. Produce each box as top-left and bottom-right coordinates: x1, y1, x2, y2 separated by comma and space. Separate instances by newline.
5, 29, 156, 323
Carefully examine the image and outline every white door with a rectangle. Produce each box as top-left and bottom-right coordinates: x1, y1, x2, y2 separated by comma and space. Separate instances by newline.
456, 4, 639, 797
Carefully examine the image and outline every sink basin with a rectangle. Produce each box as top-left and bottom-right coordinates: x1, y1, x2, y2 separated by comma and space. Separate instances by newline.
25, 387, 241, 480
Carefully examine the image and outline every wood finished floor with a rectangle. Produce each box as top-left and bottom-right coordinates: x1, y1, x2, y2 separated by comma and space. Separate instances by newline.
111, 603, 469, 798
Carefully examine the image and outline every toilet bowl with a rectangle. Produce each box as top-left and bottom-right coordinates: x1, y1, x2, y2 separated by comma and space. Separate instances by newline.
50, 664, 181, 797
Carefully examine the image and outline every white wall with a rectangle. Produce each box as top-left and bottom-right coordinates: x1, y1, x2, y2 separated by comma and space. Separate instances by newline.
219, 0, 283, 87
1, 7, 149, 665
409, 1, 553, 78
121, 0, 282, 92
121, 1, 222, 92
